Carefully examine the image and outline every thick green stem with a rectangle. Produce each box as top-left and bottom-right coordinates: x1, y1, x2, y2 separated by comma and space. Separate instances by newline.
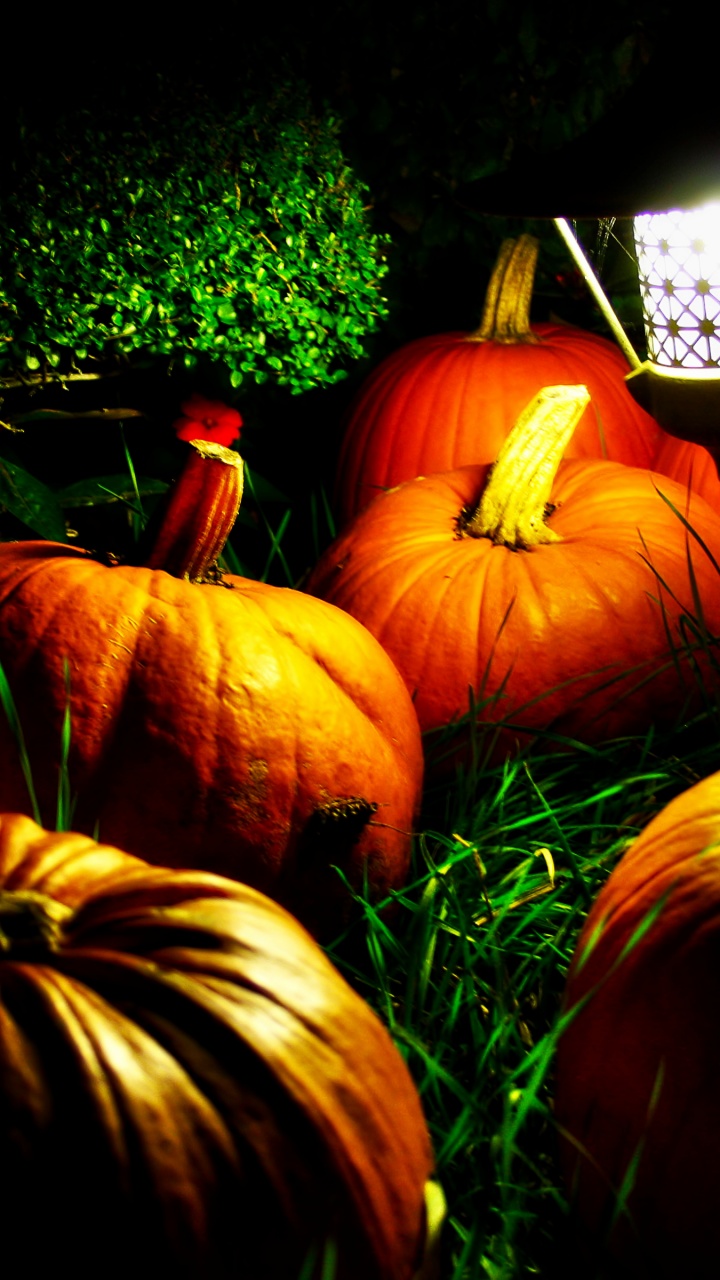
468, 234, 541, 345
460, 385, 591, 549
144, 440, 244, 581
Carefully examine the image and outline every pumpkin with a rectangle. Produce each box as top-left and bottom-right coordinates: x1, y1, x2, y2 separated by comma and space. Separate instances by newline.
651, 431, 720, 510
554, 770, 720, 1278
0, 442, 424, 940
308, 385, 720, 769
334, 235, 664, 524
0, 811, 437, 1280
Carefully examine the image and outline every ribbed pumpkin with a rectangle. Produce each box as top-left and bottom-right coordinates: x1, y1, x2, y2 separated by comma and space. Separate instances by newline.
309, 386, 720, 768
0, 811, 437, 1280
0, 443, 423, 940
651, 431, 720, 510
554, 770, 720, 1279
334, 235, 664, 524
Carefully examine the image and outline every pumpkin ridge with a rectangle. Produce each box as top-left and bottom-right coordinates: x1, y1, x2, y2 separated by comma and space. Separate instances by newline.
383, 342, 458, 480
0, 550, 106, 648
567, 815, 720, 970
0, 547, 73, 619
1, 961, 135, 1155
40, 946, 359, 1151
59, 943, 430, 1275
232, 584, 413, 747
3, 828, 150, 903
569, 868, 720, 991
2, 558, 153, 811
158, 574, 226, 818
176, 977, 426, 1268
379, 557, 473, 715
29, 965, 253, 1253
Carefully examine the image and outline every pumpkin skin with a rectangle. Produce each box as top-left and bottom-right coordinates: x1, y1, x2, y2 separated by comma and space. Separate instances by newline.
0, 812, 435, 1280
651, 431, 720, 510
308, 459, 720, 765
554, 772, 720, 1278
0, 541, 424, 940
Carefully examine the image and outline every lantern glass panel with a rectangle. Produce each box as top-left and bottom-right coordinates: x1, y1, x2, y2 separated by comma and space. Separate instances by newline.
634, 203, 720, 369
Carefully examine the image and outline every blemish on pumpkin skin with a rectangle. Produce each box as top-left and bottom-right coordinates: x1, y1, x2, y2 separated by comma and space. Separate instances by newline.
223, 759, 271, 825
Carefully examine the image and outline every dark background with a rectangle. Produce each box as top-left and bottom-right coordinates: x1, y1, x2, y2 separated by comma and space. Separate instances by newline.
0, 2, 678, 573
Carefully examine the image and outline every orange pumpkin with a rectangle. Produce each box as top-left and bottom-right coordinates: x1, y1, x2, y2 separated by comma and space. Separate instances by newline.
0, 443, 423, 939
554, 771, 720, 1278
334, 236, 664, 524
309, 386, 720, 767
0, 811, 436, 1280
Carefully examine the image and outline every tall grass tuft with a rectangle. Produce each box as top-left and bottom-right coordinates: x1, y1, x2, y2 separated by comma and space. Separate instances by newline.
0, 655, 75, 832
327, 707, 720, 1278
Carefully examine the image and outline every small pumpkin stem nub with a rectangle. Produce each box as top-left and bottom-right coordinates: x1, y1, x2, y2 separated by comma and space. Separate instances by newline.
144, 440, 244, 582
468, 234, 541, 346
461, 384, 591, 550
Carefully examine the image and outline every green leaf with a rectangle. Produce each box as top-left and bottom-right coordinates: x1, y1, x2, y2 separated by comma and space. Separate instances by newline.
0, 458, 68, 540
11, 408, 145, 424
243, 467, 289, 504
56, 474, 169, 508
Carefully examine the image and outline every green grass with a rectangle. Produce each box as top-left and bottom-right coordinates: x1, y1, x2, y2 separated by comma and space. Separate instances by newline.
325, 706, 720, 1279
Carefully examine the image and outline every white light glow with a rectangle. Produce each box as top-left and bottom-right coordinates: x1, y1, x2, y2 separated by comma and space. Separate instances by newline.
634, 202, 720, 369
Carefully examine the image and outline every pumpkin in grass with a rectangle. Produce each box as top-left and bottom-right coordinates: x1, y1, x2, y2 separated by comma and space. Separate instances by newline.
0, 811, 438, 1280
334, 235, 664, 524
0, 442, 423, 941
554, 770, 720, 1279
308, 385, 720, 770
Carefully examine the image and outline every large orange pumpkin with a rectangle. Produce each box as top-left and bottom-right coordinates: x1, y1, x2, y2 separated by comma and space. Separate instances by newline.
554, 770, 720, 1278
334, 236, 664, 524
0, 811, 436, 1280
309, 386, 720, 767
0, 443, 424, 939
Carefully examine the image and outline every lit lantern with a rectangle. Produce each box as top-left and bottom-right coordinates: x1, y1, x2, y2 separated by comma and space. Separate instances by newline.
626, 203, 720, 445
634, 204, 720, 370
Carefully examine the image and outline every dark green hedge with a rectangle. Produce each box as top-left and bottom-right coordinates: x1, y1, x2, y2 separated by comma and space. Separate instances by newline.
0, 84, 389, 394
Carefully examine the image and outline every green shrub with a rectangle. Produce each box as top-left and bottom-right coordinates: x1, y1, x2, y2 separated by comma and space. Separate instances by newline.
0, 82, 389, 394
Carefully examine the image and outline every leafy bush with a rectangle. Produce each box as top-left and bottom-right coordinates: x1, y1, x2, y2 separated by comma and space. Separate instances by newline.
0, 83, 389, 394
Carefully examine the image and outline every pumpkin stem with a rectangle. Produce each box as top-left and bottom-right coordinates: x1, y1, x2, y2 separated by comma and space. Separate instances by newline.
143, 439, 244, 582
459, 384, 590, 549
0, 889, 72, 957
468, 234, 541, 345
